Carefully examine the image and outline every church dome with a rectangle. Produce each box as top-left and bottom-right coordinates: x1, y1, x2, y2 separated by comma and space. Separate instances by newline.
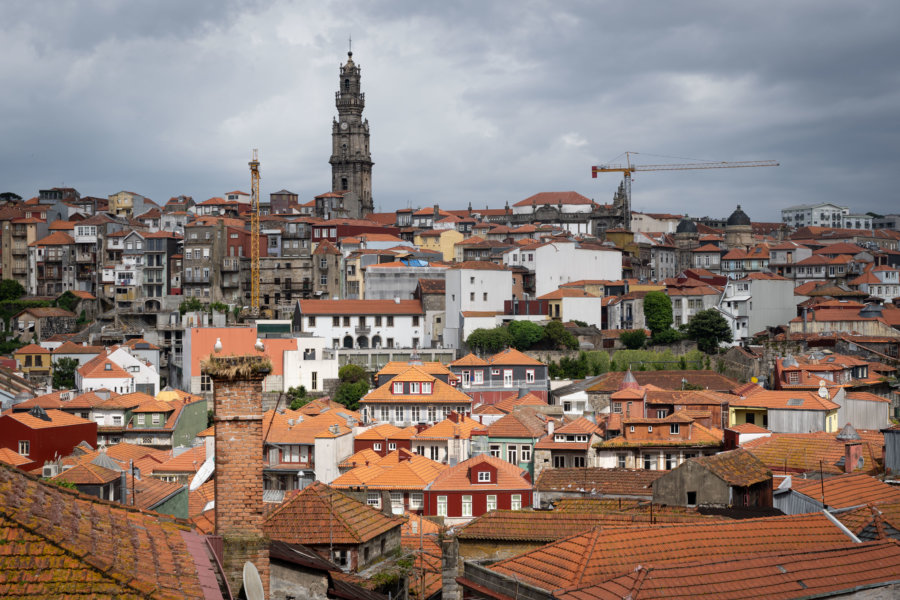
676, 215, 698, 234
726, 205, 751, 227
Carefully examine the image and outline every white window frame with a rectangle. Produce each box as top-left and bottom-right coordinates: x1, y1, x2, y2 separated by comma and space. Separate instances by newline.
437, 496, 448, 517
461, 495, 473, 517
511, 494, 522, 511
392, 382, 404, 394
477, 471, 491, 482
525, 369, 535, 383
409, 493, 423, 510
367, 492, 381, 508
486, 495, 497, 511
18, 440, 29, 456
421, 382, 432, 394
409, 382, 420, 394
373, 443, 382, 451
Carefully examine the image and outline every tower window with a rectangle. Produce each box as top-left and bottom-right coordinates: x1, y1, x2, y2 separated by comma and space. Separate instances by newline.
341, 178, 348, 190
344, 79, 350, 91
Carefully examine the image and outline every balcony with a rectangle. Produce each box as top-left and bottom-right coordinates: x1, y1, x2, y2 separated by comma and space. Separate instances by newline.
11, 246, 27, 255
45, 251, 65, 262
355, 325, 371, 335
222, 258, 240, 271
76, 251, 97, 263
12, 267, 26, 275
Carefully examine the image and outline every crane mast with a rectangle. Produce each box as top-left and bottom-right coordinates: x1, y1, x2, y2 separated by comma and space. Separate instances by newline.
249, 149, 261, 315
592, 152, 779, 231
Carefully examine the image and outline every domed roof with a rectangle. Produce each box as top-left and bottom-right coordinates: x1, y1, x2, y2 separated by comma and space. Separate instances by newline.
676, 215, 698, 234
726, 205, 751, 227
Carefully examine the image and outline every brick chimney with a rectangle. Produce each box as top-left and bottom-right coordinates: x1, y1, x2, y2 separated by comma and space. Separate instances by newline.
207, 355, 270, 598
448, 411, 460, 424
844, 441, 862, 473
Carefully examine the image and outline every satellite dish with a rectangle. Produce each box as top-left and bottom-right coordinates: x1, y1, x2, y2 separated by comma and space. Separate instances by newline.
189, 457, 214, 491
242, 561, 265, 600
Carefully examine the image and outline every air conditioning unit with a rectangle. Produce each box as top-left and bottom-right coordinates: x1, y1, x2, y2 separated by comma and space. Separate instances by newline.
42, 464, 59, 478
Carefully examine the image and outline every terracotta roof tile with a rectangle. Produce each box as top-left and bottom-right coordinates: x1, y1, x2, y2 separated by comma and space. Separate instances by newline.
587, 370, 738, 393
3, 409, 93, 430
488, 513, 854, 591
332, 449, 446, 490
486, 409, 549, 439
414, 415, 486, 440
535, 468, 661, 497
298, 299, 423, 315
0, 463, 210, 598
0, 447, 31, 467
152, 446, 206, 474
52, 462, 120, 485
556, 540, 900, 600
690, 448, 772, 486
264, 481, 403, 544
448, 353, 489, 367
488, 347, 545, 366
494, 392, 547, 414
743, 430, 884, 475
791, 473, 900, 508
730, 390, 840, 411
362, 365, 472, 405
426, 454, 532, 493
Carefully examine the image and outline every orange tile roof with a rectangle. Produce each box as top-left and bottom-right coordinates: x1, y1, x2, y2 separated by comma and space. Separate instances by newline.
486, 409, 549, 439
15, 343, 50, 355
449, 353, 489, 367
339, 448, 383, 469
95, 391, 153, 410
362, 365, 472, 405
488, 513, 854, 591
298, 299, 423, 315
0, 463, 210, 598
264, 409, 358, 445
376, 360, 455, 381
742, 430, 884, 475
587, 370, 738, 393
3, 409, 93, 430
728, 423, 770, 434
791, 473, 900, 508
188, 326, 296, 377
488, 347, 545, 366
152, 446, 206, 474
426, 454, 532, 493
28, 231, 74, 246
836, 501, 900, 537
77, 353, 133, 380
0, 447, 31, 467
537, 288, 598, 300
354, 423, 417, 441
51, 341, 104, 354
535, 468, 661, 497
52, 462, 120, 485
494, 392, 547, 414
332, 449, 446, 490
264, 481, 403, 545
555, 540, 900, 600
414, 415, 486, 440
691, 448, 772, 487
729, 390, 840, 411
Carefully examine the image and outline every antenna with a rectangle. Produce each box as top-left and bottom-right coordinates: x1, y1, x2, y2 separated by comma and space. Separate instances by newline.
242, 561, 265, 600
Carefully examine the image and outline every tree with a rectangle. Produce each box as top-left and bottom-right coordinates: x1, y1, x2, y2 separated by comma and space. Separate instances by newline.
52, 357, 79, 390
507, 320, 544, 350
0, 279, 25, 302
687, 309, 733, 354
287, 385, 310, 410
619, 329, 646, 350
466, 327, 512, 353
334, 364, 369, 410
543, 321, 578, 350
643, 291, 673, 335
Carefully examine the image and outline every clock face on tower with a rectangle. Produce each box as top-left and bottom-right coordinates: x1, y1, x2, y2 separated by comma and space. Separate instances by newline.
340, 122, 348, 131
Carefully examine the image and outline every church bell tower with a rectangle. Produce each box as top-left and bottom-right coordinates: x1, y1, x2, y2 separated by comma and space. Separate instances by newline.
329, 51, 374, 218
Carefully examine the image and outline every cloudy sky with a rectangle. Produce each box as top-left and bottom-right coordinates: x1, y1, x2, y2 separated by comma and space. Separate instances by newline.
2, 1, 898, 221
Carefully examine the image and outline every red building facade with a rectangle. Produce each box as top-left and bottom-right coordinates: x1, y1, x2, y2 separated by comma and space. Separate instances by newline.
0, 409, 97, 471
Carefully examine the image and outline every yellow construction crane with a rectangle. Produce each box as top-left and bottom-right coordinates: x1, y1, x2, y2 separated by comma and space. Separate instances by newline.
592, 152, 779, 230
249, 149, 261, 315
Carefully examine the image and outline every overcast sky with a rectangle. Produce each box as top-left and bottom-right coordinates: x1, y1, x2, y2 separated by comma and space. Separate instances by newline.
2, 1, 899, 221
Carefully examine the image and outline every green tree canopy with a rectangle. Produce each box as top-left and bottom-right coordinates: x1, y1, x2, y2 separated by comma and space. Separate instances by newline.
687, 309, 733, 354
643, 291, 673, 335
334, 364, 370, 410
0, 279, 25, 302
543, 321, 579, 350
619, 329, 647, 350
466, 327, 512, 353
287, 385, 310, 410
52, 357, 79, 390
507, 320, 544, 350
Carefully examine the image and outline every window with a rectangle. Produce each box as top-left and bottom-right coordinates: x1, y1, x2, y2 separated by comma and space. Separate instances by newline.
617, 454, 627, 468
574, 456, 586, 468
332, 549, 348, 567
507, 446, 518, 464
393, 382, 404, 395
430, 446, 440, 461
421, 382, 432, 394
511, 494, 522, 510
629, 426, 635, 433
473, 370, 483, 384
462, 495, 472, 517
521, 445, 531, 462
409, 382, 420, 394
308, 316, 316, 327
343, 316, 351, 326
670, 424, 680, 435
643, 454, 658, 470
409, 493, 423, 510
380, 406, 390, 422
490, 444, 501, 458
648, 426, 653, 433
387, 316, 394, 327
411, 406, 420, 422
312, 372, 318, 390
470, 292, 475, 301
390, 492, 403, 514
612, 402, 622, 414
200, 375, 212, 393
657, 409, 667, 419
113, 415, 122, 426
373, 443, 382, 451
686, 491, 697, 506
412, 316, 420, 327
388, 442, 397, 451
333, 316, 340, 326
554, 455, 566, 468
320, 275, 327, 285
394, 406, 403, 422
486, 495, 497, 511
665, 453, 677, 470
525, 369, 535, 383
437, 496, 448, 517
477, 471, 491, 482
503, 370, 513, 387
367, 492, 381, 508
427, 406, 437, 422
18, 441, 29, 456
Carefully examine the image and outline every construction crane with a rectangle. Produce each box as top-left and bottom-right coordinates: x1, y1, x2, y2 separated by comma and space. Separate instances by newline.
249, 149, 261, 315
592, 152, 779, 230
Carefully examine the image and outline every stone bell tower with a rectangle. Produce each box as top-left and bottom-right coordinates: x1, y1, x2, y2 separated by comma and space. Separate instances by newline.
329, 51, 374, 218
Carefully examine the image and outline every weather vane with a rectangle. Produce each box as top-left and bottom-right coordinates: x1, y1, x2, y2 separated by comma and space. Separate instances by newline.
348, 34, 352, 54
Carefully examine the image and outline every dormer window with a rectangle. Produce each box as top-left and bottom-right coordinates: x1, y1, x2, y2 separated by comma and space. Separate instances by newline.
409, 382, 420, 394
555, 435, 565, 442
576, 435, 588, 442
421, 382, 432, 394
392, 382, 404, 394
105, 363, 111, 371
477, 471, 491, 482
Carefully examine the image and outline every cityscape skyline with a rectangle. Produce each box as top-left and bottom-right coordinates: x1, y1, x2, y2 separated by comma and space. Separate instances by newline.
2, 2, 899, 219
